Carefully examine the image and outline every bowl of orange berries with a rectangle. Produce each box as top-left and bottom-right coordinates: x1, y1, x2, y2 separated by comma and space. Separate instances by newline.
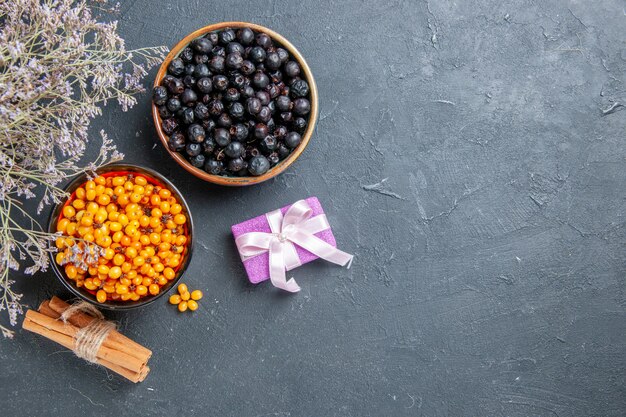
48, 164, 194, 310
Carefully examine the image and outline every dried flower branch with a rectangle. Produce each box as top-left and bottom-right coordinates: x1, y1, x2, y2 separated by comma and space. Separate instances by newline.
0, 0, 167, 337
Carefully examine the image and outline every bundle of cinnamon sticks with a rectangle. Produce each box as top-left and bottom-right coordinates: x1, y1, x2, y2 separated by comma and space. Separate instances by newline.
22, 296, 152, 383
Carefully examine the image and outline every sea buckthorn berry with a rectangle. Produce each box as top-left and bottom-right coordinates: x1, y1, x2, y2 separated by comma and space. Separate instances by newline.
163, 267, 176, 280
181, 291, 191, 301
96, 290, 107, 303
120, 235, 132, 246
65, 265, 78, 279
136, 285, 148, 295
97, 194, 110, 205
135, 176, 148, 186
157, 276, 167, 286
121, 262, 132, 273
108, 266, 123, 279
191, 290, 203, 301
187, 300, 198, 311
55, 252, 65, 264
113, 254, 125, 266
84, 279, 98, 291
124, 181, 134, 191
178, 301, 188, 312
174, 214, 186, 225
97, 265, 110, 275
57, 218, 70, 233
125, 247, 137, 258
170, 204, 182, 215
149, 284, 160, 295
169, 294, 181, 304
103, 248, 115, 260
177, 283, 188, 294
85, 180, 96, 190
119, 277, 131, 286
95, 176, 106, 185
159, 201, 171, 213
116, 284, 129, 295
75, 187, 86, 199
66, 222, 77, 236
62, 205, 76, 218
86, 189, 96, 201
72, 199, 85, 209
112, 176, 125, 186
121, 293, 133, 301
114, 185, 125, 196
117, 214, 129, 226
158, 189, 171, 199
133, 256, 145, 267
150, 195, 161, 206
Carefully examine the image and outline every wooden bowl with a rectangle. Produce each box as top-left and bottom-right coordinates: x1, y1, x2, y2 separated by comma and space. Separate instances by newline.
152, 22, 319, 186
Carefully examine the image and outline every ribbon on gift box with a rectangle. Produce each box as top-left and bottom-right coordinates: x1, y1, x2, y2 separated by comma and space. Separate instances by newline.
235, 199, 353, 292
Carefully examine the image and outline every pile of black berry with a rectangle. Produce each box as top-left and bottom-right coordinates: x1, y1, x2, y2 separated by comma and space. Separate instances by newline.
153, 27, 312, 177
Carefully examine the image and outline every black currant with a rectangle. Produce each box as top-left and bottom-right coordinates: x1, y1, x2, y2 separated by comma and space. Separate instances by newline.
168, 58, 185, 76
213, 128, 231, 147
284, 131, 301, 148
168, 132, 186, 151
186, 143, 201, 157
153, 86, 168, 106
248, 155, 270, 176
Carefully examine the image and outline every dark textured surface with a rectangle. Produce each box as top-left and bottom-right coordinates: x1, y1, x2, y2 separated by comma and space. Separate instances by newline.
1, 1, 625, 416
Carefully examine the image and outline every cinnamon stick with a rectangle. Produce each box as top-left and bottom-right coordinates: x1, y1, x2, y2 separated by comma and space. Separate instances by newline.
22, 316, 148, 383
47, 296, 152, 362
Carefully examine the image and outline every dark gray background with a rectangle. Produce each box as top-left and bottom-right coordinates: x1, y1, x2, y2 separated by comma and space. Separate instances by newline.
1, 0, 625, 416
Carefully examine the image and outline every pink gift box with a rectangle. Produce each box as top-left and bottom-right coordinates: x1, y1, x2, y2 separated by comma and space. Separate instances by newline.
231, 196, 337, 284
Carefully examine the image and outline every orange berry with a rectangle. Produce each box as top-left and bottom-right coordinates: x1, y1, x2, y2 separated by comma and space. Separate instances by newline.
177, 283, 188, 294
191, 290, 203, 301
62, 205, 76, 218
56, 218, 70, 233
169, 294, 181, 304
178, 301, 188, 312
187, 300, 198, 311
97, 194, 110, 205
135, 285, 148, 296
170, 204, 182, 215
173, 214, 186, 225
181, 291, 190, 301
149, 284, 160, 295
150, 195, 161, 206
108, 266, 122, 279
163, 267, 176, 280
115, 284, 129, 294
96, 290, 107, 303
65, 265, 78, 279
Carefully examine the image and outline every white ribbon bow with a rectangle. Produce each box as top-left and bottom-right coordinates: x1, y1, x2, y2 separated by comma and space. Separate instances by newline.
235, 200, 353, 292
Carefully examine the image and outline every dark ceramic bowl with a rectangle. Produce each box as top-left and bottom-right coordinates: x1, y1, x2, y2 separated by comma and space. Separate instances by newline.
48, 164, 194, 310
153, 21, 319, 186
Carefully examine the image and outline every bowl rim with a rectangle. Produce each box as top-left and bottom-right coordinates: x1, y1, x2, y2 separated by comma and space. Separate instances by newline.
47, 163, 195, 311
152, 21, 319, 186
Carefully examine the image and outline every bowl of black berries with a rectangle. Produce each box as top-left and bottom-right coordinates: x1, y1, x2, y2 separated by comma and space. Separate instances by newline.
152, 22, 318, 186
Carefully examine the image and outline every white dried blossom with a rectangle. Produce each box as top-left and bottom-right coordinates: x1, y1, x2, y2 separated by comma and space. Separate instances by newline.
0, 0, 167, 338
